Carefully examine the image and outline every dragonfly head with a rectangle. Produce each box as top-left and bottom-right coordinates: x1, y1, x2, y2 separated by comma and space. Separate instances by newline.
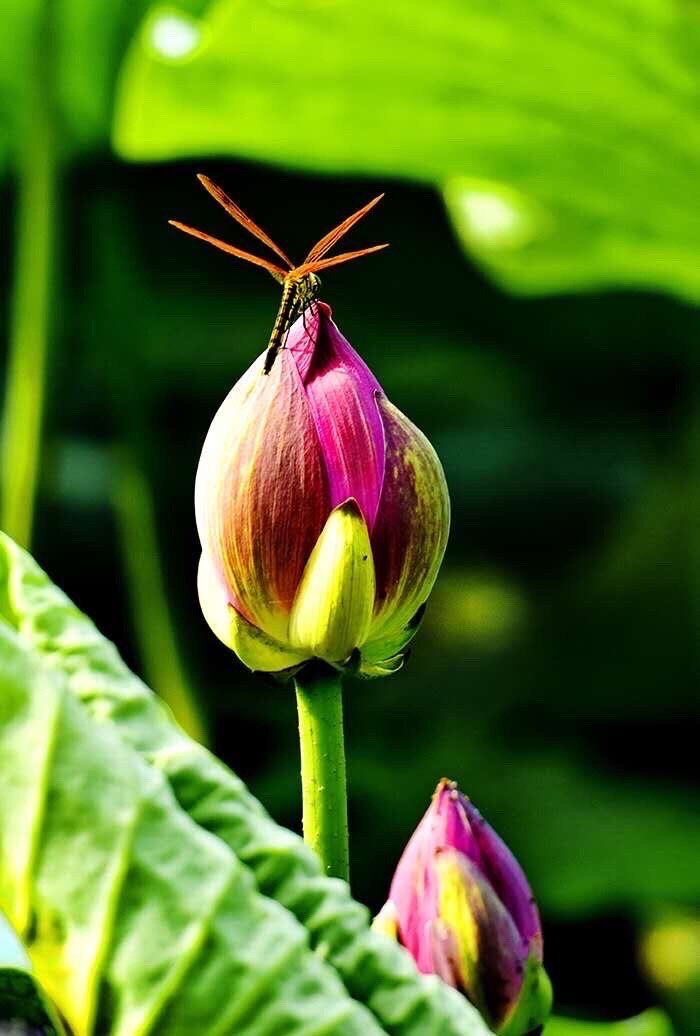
295, 271, 321, 306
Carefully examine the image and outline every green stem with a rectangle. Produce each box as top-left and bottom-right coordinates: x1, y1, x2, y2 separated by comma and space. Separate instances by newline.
294, 666, 349, 881
1, 0, 56, 547
112, 446, 208, 746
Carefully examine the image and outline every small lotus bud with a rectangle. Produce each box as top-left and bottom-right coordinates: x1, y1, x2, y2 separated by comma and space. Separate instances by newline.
196, 302, 450, 676
373, 779, 552, 1035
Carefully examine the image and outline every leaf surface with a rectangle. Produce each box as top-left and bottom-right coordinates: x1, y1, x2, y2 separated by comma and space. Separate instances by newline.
546, 1010, 674, 1036
0, 533, 493, 1035
113, 0, 700, 301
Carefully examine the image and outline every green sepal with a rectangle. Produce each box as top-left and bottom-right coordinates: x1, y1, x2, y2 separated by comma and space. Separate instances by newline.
498, 955, 552, 1036
359, 652, 407, 678
359, 603, 426, 677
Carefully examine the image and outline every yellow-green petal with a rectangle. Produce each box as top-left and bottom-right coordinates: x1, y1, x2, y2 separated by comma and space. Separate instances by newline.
198, 555, 309, 672
436, 849, 527, 1029
288, 500, 375, 664
372, 901, 400, 940
436, 851, 487, 1009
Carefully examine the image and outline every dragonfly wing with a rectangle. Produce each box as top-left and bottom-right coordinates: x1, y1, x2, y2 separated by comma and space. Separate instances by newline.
197, 175, 294, 269
169, 221, 288, 281
304, 195, 385, 264
296, 243, 389, 276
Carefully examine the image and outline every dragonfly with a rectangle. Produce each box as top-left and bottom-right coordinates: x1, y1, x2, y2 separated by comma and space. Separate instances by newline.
170, 175, 388, 374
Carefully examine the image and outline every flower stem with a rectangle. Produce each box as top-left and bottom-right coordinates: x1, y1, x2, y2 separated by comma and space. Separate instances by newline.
294, 666, 349, 881
1, 0, 56, 547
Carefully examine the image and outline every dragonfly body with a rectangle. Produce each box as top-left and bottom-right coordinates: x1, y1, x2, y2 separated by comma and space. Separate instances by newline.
170, 177, 386, 373
264, 272, 320, 374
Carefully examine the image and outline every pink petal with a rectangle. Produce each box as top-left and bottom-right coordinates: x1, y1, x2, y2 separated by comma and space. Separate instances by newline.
434, 783, 542, 959
388, 782, 541, 979
195, 350, 327, 639
460, 797, 543, 961
368, 398, 450, 642
388, 791, 442, 971
285, 303, 386, 531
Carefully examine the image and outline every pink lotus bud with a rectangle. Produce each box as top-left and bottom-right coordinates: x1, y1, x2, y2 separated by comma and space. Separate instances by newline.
374, 780, 552, 1035
196, 302, 450, 676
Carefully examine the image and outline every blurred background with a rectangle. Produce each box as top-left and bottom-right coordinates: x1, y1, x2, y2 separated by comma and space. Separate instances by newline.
1, 0, 699, 1030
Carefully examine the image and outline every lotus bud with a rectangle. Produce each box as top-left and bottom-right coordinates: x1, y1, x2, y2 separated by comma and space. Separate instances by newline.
196, 302, 450, 676
374, 779, 552, 1035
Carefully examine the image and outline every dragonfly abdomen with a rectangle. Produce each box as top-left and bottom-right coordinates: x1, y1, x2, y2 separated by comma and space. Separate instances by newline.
263, 274, 320, 375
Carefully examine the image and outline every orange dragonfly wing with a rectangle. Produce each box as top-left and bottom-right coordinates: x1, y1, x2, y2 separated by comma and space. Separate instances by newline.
169, 221, 288, 281
296, 243, 389, 277
304, 194, 385, 265
197, 175, 294, 270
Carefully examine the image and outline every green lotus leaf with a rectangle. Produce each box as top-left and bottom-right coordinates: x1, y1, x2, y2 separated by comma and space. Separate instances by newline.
0, 532, 493, 1035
